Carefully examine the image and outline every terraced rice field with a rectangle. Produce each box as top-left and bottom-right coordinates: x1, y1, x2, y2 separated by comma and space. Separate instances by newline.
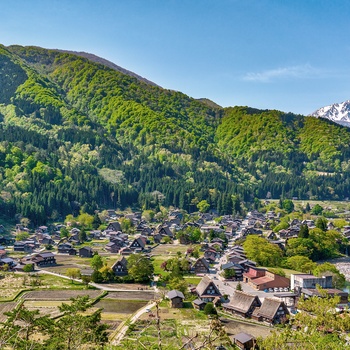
0, 302, 17, 322
23, 289, 103, 300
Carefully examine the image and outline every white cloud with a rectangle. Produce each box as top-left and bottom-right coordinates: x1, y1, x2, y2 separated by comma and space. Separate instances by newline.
243, 64, 321, 82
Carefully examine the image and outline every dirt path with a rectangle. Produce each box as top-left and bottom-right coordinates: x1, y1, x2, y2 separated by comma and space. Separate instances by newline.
38, 269, 158, 292
111, 301, 157, 345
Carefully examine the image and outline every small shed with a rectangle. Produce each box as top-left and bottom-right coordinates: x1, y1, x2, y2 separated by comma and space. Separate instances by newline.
233, 332, 256, 350
192, 298, 207, 310
167, 290, 185, 308
79, 246, 94, 258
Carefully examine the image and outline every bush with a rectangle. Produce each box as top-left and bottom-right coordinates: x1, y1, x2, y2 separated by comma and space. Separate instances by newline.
23, 264, 34, 272
203, 302, 217, 316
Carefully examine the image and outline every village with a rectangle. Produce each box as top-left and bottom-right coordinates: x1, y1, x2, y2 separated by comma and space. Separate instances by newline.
1, 202, 350, 349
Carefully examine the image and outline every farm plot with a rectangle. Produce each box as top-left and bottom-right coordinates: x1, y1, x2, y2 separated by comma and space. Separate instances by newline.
223, 318, 273, 339
41, 255, 92, 274
0, 302, 17, 322
95, 299, 148, 314
107, 291, 157, 301
0, 274, 35, 300
23, 300, 64, 318
151, 244, 190, 256
23, 289, 103, 301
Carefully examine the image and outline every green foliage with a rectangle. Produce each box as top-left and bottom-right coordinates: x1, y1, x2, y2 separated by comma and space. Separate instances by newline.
273, 220, 289, 233
282, 199, 294, 213
1, 295, 108, 349
313, 262, 346, 289
223, 268, 236, 279
268, 267, 286, 277
127, 253, 154, 282
16, 231, 30, 241
284, 255, 316, 273
23, 264, 34, 272
258, 292, 350, 349
298, 224, 309, 238
2, 46, 350, 226
203, 302, 217, 316
90, 254, 104, 271
243, 235, 283, 267
167, 276, 188, 294
316, 217, 328, 231
176, 226, 202, 243
197, 199, 210, 213
311, 204, 324, 215
286, 228, 344, 261
66, 268, 80, 283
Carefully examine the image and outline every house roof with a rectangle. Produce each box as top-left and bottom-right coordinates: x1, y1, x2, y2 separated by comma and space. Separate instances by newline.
226, 291, 261, 313
111, 256, 128, 269
194, 257, 210, 269
80, 246, 93, 252
233, 332, 255, 344
192, 298, 206, 306
252, 298, 288, 320
37, 252, 54, 258
221, 262, 235, 270
168, 290, 185, 300
196, 276, 221, 297
250, 276, 274, 285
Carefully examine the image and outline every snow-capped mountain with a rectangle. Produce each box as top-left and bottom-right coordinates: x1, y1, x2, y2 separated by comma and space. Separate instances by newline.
309, 100, 350, 127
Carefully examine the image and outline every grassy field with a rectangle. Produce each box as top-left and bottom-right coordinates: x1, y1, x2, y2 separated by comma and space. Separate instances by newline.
268, 199, 350, 216
183, 276, 201, 286
152, 256, 170, 277
38, 273, 87, 289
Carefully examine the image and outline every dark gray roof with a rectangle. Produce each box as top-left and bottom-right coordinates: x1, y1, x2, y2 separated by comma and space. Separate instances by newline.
111, 256, 128, 269
167, 290, 185, 300
274, 292, 297, 298
193, 298, 206, 306
39, 252, 54, 258
233, 332, 254, 343
194, 257, 210, 269
221, 262, 236, 270
80, 246, 93, 251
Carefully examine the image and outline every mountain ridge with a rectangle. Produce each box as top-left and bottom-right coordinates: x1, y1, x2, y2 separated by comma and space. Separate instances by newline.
309, 99, 350, 127
1, 44, 350, 224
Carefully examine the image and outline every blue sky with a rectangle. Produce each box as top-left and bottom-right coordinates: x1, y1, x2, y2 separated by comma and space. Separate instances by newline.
1, 0, 350, 114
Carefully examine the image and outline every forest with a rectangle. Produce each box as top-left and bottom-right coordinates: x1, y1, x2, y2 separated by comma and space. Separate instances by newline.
1, 44, 350, 225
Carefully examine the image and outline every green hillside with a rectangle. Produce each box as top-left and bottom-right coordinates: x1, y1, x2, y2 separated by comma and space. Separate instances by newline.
0, 44, 350, 224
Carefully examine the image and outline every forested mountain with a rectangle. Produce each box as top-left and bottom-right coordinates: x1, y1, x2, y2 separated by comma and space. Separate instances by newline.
1, 44, 350, 225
